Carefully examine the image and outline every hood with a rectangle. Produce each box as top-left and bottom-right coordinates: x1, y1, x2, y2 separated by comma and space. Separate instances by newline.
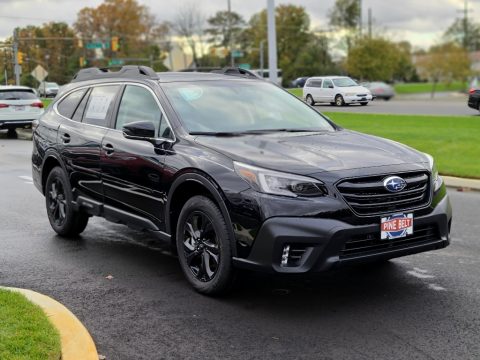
195, 130, 427, 175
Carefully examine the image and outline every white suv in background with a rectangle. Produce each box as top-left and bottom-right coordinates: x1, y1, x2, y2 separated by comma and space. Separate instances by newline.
0, 86, 44, 136
303, 76, 372, 106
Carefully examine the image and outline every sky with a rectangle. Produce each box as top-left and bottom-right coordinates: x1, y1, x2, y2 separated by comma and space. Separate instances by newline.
0, 0, 475, 49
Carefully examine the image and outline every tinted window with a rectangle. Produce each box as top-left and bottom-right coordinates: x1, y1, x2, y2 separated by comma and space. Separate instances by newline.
323, 80, 333, 88
72, 88, 91, 122
57, 89, 87, 119
311, 80, 322, 87
116, 85, 164, 136
83, 85, 120, 127
0, 89, 37, 100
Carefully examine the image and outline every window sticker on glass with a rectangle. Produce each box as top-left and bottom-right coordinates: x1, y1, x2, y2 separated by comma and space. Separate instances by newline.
178, 86, 203, 102
85, 93, 115, 120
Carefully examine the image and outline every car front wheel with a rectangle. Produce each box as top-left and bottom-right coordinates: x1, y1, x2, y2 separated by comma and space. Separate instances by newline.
335, 95, 345, 106
306, 94, 315, 106
45, 167, 89, 237
176, 195, 235, 295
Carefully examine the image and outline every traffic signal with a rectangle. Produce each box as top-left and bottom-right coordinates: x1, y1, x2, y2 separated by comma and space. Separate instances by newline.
111, 36, 119, 52
79, 57, 88, 67
17, 51, 24, 65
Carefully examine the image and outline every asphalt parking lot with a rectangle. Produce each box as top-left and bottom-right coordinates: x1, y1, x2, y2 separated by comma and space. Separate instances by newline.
1, 136, 479, 360
315, 96, 479, 116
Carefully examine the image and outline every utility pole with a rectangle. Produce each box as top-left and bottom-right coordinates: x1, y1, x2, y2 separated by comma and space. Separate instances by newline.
463, 0, 469, 49
13, 28, 20, 85
259, 40, 265, 77
358, 0, 363, 35
368, 8, 373, 38
267, 0, 278, 84
227, 0, 234, 67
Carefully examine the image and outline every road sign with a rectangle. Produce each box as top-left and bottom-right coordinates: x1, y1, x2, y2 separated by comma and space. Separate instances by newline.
232, 50, 244, 58
108, 59, 124, 66
31, 65, 47, 82
86, 42, 110, 49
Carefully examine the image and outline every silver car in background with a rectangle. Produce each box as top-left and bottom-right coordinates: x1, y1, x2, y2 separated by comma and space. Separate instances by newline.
362, 82, 395, 101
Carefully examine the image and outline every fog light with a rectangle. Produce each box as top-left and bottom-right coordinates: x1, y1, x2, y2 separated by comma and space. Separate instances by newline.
281, 245, 290, 267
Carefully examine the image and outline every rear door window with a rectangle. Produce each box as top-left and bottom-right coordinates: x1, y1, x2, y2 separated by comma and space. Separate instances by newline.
323, 80, 333, 88
0, 89, 37, 100
82, 85, 120, 127
57, 89, 87, 119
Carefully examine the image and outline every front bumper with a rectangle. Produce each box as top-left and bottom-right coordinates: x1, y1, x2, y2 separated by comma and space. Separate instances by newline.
233, 193, 451, 274
344, 94, 373, 104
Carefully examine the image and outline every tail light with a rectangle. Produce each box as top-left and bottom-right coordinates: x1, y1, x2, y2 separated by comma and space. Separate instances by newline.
469, 88, 476, 94
30, 102, 44, 108
0, 103, 9, 108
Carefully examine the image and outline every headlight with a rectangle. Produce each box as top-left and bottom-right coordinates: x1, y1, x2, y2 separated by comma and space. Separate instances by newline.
424, 153, 442, 192
234, 162, 327, 198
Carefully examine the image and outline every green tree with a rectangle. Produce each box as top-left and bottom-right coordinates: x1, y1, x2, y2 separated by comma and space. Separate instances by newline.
75, 0, 169, 69
345, 37, 402, 81
206, 11, 245, 49
242, 4, 311, 85
444, 18, 480, 51
328, 0, 360, 51
417, 42, 470, 98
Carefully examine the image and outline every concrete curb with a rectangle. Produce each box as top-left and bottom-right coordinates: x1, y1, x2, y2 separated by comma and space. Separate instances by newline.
3, 287, 98, 360
443, 176, 480, 191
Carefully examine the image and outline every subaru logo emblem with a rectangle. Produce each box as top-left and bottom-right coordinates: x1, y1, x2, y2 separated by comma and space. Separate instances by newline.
383, 176, 407, 192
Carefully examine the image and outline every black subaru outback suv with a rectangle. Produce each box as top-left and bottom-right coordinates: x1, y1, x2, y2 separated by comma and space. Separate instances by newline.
32, 66, 452, 295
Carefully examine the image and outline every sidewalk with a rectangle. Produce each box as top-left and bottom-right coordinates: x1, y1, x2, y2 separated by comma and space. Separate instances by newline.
443, 176, 480, 191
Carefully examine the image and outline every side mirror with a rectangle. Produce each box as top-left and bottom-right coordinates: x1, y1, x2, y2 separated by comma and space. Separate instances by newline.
123, 121, 156, 139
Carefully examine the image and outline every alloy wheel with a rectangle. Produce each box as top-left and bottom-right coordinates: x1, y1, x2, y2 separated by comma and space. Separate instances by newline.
182, 211, 220, 282
48, 179, 67, 226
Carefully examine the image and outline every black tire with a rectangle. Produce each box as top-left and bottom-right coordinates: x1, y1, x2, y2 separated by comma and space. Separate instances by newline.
306, 94, 315, 106
335, 95, 345, 106
360, 102, 368, 106
6, 129, 17, 138
176, 195, 235, 295
330, 102, 335, 106
384, 97, 391, 101
45, 167, 89, 237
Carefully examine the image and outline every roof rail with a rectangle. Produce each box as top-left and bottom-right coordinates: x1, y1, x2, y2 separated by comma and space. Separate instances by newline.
71, 65, 159, 83
210, 67, 263, 80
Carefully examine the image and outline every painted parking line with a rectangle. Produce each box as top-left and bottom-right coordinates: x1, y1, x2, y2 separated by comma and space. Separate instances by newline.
18, 175, 33, 185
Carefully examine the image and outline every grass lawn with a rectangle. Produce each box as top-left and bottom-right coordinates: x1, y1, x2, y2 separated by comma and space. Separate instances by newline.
287, 88, 303, 97
323, 112, 480, 179
393, 82, 466, 94
41, 99, 52, 108
0, 289, 61, 360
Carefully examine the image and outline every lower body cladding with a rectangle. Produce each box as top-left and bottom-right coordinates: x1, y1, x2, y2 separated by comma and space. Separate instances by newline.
233, 194, 451, 274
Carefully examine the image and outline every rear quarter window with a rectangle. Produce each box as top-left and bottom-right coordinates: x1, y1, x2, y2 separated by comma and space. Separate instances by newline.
56, 89, 87, 119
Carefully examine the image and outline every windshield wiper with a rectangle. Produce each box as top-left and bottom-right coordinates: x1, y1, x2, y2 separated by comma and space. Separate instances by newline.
190, 128, 328, 136
189, 131, 246, 136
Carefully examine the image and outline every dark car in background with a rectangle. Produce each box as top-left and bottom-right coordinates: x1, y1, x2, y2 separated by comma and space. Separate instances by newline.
468, 88, 480, 111
290, 76, 309, 88
362, 82, 395, 100
32, 66, 451, 295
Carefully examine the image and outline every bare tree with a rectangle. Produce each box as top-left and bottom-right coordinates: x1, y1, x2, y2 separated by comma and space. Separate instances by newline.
172, 3, 205, 67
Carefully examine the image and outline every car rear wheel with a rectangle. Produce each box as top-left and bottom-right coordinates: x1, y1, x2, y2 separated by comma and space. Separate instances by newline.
306, 94, 315, 106
335, 95, 345, 106
176, 195, 235, 295
45, 167, 89, 237
360, 102, 368, 106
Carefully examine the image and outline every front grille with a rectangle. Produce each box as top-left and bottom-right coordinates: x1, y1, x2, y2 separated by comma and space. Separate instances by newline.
340, 225, 438, 258
336, 171, 431, 216
356, 94, 367, 97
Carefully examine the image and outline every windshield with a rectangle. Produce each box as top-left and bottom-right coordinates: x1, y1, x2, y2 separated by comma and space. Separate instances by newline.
162, 81, 335, 133
332, 78, 358, 87
0, 89, 37, 100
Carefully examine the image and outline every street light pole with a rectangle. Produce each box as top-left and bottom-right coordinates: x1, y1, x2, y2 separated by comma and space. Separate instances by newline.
267, 0, 278, 84
228, 0, 234, 67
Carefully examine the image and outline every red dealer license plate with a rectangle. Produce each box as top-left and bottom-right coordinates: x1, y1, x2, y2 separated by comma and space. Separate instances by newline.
380, 213, 413, 240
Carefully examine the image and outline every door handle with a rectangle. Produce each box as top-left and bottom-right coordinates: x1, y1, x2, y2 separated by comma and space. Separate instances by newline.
102, 143, 114, 155
61, 133, 70, 143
